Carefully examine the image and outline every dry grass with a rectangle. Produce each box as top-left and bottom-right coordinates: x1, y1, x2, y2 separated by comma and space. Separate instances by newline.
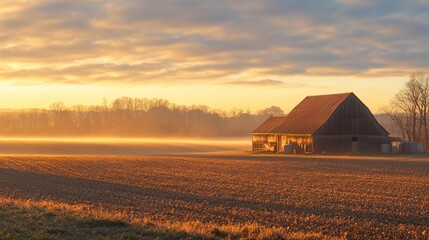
0, 197, 324, 240
0, 154, 428, 239
0, 197, 193, 240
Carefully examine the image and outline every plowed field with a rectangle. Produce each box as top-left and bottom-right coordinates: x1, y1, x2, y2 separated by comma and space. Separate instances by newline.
1, 154, 428, 239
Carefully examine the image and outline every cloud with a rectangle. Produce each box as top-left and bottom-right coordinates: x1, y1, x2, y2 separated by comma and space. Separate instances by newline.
227, 79, 306, 88
0, 0, 429, 85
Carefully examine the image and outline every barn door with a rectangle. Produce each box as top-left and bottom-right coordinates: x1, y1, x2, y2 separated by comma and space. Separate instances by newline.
352, 137, 358, 153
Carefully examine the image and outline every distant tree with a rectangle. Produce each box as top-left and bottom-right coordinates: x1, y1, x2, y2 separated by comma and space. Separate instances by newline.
50, 101, 69, 130
0, 97, 271, 137
383, 106, 408, 141
258, 106, 284, 116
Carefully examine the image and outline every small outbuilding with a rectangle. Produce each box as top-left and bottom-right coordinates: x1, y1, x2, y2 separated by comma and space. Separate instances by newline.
252, 92, 389, 154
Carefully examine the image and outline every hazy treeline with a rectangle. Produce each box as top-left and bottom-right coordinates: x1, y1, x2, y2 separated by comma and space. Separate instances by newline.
384, 71, 429, 147
0, 97, 284, 137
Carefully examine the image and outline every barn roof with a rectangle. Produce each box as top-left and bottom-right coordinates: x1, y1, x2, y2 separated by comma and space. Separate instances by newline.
252, 92, 353, 134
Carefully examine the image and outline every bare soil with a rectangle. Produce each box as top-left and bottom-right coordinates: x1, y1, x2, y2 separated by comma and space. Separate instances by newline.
0, 152, 428, 239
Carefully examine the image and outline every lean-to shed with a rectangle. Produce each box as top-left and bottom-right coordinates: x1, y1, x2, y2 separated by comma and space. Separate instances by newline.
252, 93, 389, 153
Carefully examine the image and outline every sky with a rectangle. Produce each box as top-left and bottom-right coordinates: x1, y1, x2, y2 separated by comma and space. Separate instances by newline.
1, 0, 428, 113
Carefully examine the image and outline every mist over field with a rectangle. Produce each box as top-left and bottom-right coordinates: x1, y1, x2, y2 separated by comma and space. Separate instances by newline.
0, 137, 250, 156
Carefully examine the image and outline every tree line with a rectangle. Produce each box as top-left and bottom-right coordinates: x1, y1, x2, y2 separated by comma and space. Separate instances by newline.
385, 71, 429, 147
0, 97, 284, 137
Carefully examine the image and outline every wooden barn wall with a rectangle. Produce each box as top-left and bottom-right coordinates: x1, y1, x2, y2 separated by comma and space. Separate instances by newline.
313, 135, 389, 153
253, 134, 313, 152
315, 95, 388, 136
252, 134, 277, 143
279, 135, 312, 152
252, 134, 278, 151
313, 95, 388, 153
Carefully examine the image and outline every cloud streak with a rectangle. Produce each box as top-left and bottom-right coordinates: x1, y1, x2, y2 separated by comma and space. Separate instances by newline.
227, 79, 306, 88
0, 0, 428, 85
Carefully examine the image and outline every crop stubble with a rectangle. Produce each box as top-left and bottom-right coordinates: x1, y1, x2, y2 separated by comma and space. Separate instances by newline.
0, 154, 428, 239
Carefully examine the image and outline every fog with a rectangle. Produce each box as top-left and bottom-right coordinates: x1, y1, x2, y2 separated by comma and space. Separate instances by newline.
0, 97, 275, 155
0, 137, 250, 156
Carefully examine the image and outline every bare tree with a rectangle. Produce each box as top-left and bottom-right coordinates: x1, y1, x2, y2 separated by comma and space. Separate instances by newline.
412, 72, 429, 147
50, 101, 68, 130
383, 105, 408, 140
386, 71, 429, 148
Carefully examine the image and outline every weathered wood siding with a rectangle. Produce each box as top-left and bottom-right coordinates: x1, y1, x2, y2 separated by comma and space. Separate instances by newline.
279, 135, 312, 152
313, 135, 388, 153
313, 95, 389, 153
252, 134, 279, 151
315, 95, 388, 136
253, 134, 313, 152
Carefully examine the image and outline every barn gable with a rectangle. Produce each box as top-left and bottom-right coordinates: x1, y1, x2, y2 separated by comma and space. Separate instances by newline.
314, 93, 389, 136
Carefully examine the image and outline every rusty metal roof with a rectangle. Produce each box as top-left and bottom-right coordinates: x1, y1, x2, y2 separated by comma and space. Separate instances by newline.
252, 93, 352, 134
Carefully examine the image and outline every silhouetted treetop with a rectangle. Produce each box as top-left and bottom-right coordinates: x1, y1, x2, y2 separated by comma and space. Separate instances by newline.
0, 97, 283, 137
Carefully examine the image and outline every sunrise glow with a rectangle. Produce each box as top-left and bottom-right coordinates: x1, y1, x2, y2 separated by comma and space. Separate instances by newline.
1, 1, 427, 112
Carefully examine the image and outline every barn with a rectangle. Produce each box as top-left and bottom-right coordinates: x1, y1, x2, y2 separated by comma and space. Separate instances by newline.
252, 93, 389, 153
